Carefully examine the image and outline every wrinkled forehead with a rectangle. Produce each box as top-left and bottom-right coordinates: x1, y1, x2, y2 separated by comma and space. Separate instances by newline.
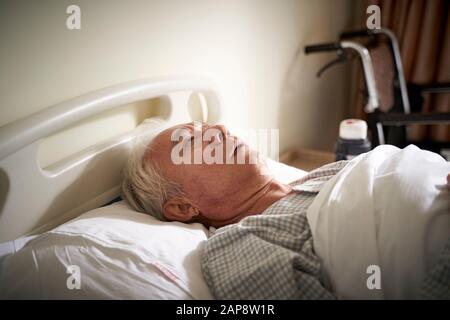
145, 122, 195, 161
154, 122, 195, 145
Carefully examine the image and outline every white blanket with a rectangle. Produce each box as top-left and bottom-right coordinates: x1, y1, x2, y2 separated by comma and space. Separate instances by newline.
307, 145, 450, 299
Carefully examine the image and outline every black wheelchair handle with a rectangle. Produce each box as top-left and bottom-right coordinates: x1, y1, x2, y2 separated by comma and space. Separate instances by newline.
304, 42, 342, 54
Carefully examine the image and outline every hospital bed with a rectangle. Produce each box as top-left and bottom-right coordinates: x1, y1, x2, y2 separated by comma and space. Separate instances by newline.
0, 77, 308, 299
0, 77, 448, 300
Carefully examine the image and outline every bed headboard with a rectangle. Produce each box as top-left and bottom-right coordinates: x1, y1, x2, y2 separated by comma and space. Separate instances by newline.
0, 76, 222, 242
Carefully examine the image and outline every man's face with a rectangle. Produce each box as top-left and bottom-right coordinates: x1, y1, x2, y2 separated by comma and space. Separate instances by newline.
146, 122, 273, 225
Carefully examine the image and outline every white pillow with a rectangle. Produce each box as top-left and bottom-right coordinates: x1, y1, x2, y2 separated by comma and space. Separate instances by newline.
0, 201, 212, 299
266, 158, 307, 184
0, 159, 307, 299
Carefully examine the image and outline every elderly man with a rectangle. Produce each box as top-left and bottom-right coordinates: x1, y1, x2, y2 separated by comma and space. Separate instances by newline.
122, 122, 294, 227
122, 122, 450, 300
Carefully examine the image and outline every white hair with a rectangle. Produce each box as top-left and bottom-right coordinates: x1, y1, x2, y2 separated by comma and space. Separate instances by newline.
121, 123, 184, 221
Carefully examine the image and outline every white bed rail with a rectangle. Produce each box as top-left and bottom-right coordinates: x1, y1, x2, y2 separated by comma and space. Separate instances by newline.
0, 76, 222, 242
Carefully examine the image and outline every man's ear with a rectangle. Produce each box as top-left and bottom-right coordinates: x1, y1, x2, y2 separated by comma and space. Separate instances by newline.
163, 197, 200, 222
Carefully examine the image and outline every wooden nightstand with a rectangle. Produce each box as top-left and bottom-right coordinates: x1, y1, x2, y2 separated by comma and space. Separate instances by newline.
280, 147, 336, 172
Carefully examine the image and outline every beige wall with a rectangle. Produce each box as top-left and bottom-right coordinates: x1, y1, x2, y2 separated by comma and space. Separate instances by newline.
0, 0, 355, 156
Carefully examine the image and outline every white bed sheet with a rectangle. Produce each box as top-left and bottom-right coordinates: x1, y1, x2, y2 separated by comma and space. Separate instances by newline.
307, 145, 450, 299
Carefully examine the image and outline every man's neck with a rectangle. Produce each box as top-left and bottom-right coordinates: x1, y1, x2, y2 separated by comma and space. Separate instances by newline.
244, 179, 293, 216
205, 179, 293, 228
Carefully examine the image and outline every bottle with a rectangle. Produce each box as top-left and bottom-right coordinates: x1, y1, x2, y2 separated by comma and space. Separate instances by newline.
335, 119, 371, 161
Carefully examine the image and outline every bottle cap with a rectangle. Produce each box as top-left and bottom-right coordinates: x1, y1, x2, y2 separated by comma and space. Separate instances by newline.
339, 119, 367, 140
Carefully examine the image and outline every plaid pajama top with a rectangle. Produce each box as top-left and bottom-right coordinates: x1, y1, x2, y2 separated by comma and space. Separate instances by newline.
201, 160, 349, 299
